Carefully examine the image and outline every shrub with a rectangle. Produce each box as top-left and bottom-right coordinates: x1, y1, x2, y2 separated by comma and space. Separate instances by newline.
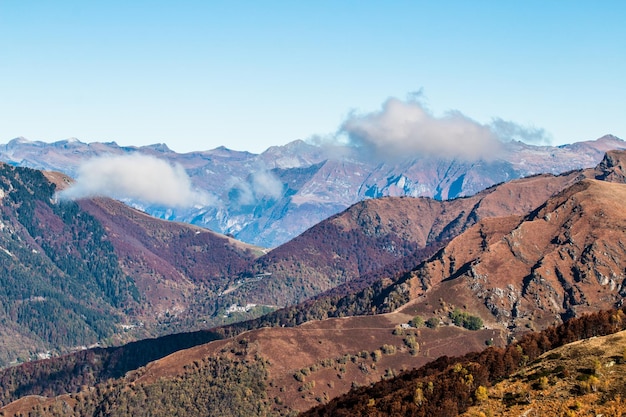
449, 308, 483, 330
414, 388, 425, 405
475, 385, 488, 402
381, 344, 396, 355
426, 317, 439, 328
410, 315, 424, 328
404, 335, 417, 349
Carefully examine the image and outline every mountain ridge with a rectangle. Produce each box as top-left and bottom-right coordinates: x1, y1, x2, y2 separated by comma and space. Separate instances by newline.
0, 163, 260, 367
1, 151, 626, 413
1, 150, 626, 415
226, 165, 587, 308
1, 135, 623, 247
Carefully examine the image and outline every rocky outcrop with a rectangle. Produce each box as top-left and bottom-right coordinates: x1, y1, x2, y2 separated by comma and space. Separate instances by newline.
595, 149, 626, 182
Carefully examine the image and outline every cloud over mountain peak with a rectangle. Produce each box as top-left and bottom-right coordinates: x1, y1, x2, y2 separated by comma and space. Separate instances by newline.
58, 154, 212, 207
340, 97, 502, 160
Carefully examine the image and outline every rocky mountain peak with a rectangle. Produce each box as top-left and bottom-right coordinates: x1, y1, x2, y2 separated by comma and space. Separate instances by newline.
597, 133, 623, 142
595, 149, 626, 182
141, 143, 172, 153
6, 137, 37, 148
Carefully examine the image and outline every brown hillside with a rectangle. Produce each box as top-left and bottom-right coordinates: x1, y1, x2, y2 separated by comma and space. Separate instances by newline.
3, 152, 626, 415
235, 170, 583, 307
0, 308, 504, 416
42, 170, 262, 331
39, 171, 268, 350
402, 179, 626, 338
77, 197, 260, 326
60, 199, 261, 340
302, 308, 626, 417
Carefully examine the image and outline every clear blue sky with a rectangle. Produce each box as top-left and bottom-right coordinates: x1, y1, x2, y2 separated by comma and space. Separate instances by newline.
1, 1, 624, 153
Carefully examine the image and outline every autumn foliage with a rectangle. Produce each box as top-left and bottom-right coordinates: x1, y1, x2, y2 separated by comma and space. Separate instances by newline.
302, 308, 626, 416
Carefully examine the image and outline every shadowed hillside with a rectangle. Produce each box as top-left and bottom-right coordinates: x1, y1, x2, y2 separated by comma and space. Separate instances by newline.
0, 164, 259, 367
0, 164, 139, 366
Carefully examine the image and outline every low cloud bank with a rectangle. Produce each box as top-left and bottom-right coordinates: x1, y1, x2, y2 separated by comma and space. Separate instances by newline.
228, 170, 284, 206
490, 118, 552, 145
58, 154, 212, 207
338, 96, 552, 160
341, 97, 501, 160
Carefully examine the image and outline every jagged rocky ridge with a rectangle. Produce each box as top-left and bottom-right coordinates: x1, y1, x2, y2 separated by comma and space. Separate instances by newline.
1, 135, 623, 247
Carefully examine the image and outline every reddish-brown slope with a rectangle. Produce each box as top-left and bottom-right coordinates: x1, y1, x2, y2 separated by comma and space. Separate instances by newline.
404, 179, 626, 336
302, 307, 626, 417
43, 171, 260, 328
80, 197, 259, 282
236, 170, 583, 307
0, 309, 503, 416
79, 197, 260, 327
85, 311, 502, 415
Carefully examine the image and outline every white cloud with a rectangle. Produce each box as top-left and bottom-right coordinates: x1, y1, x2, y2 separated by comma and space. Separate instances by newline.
490, 118, 552, 145
228, 170, 284, 206
58, 154, 213, 207
340, 97, 502, 160
251, 170, 283, 199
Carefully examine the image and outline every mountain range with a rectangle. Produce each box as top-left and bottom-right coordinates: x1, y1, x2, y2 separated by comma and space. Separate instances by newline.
1, 146, 626, 415
1, 135, 624, 247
